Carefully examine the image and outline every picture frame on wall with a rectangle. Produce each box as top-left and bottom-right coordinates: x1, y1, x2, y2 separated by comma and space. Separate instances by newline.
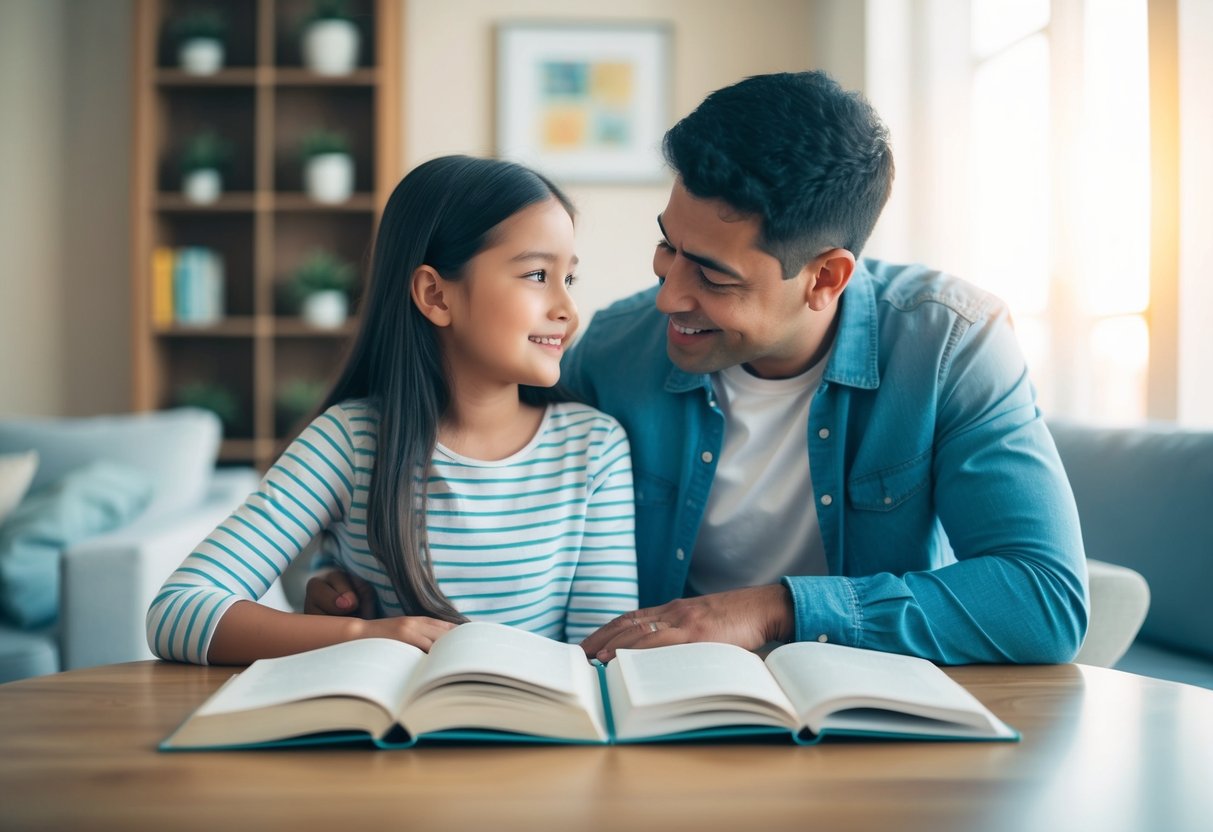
495, 22, 672, 184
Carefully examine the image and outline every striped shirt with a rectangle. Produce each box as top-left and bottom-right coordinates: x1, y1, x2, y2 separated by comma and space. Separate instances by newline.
146, 400, 638, 664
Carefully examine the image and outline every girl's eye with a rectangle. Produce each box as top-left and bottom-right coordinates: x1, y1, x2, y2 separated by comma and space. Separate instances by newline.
523, 270, 546, 283
564, 273, 577, 287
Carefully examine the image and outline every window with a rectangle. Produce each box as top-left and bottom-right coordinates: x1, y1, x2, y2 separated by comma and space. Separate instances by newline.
867, 0, 1160, 424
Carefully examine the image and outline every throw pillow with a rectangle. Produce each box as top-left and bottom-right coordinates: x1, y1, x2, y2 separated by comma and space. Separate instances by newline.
0, 461, 152, 630
0, 407, 220, 524
0, 451, 38, 524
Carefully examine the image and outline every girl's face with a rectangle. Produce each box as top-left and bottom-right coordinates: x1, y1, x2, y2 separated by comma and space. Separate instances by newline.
441, 197, 579, 391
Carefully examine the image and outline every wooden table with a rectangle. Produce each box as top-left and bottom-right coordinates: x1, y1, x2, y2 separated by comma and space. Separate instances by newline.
1, 660, 1210, 831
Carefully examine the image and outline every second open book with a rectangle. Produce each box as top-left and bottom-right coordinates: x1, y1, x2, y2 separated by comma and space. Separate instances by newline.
161, 621, 1018, 750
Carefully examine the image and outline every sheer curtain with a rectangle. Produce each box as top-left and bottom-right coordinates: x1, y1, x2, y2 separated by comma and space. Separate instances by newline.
858, 0, 1189, 425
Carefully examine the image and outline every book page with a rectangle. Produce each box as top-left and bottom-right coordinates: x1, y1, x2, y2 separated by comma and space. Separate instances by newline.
194, 638, 425, 718
400, 621, 606, 741
607, 642, 798, 740
765, 642, 1013, 737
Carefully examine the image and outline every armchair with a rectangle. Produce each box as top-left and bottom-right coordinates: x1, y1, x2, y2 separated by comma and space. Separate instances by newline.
0, 409, 288, 683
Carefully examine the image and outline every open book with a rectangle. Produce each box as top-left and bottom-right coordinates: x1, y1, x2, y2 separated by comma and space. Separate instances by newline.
160, 621, 1017, 750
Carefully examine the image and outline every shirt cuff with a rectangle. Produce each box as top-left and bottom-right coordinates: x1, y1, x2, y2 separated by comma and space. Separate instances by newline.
781, 575, 863, 646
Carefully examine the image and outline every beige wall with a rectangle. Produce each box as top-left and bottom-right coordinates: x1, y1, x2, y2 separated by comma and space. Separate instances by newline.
0, 1, 66, 416
0, 0, 815, 417
403, 0, 815, 320
0, 0, 132, 419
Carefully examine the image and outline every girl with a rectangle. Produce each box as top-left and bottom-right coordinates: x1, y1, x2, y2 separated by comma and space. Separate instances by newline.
147, 156, 637, 665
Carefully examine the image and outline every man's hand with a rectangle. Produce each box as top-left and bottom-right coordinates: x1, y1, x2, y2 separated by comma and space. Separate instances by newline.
303, 568, 377, 618
579, 584, 795, 662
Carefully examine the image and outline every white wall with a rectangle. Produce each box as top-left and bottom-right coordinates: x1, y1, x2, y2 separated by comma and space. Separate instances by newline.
402, 0, 816, 321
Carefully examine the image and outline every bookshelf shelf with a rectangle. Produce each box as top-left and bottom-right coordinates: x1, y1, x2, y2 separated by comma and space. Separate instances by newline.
132, 0, 400, 470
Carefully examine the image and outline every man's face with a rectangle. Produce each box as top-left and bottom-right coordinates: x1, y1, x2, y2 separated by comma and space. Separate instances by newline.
652, 181, 833, 379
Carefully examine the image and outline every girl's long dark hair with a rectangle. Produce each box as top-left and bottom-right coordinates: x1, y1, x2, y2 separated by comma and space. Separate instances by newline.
319, 155, 574, 622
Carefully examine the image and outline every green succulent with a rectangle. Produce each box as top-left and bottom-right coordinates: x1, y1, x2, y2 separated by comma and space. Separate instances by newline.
289, 249, 356, 306
180, 129, 233, 174
169, 8, 227, 42
299, 128, 350, 160
304, 0, 356, 24
276, 379, 329, 432
175, 381, 240, 434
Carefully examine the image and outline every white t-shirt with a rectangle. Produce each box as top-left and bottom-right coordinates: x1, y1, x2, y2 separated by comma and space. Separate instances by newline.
688, 358, 829, 595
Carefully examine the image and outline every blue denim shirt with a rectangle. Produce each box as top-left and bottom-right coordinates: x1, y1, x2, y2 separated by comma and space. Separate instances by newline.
561, 259, 1088, 664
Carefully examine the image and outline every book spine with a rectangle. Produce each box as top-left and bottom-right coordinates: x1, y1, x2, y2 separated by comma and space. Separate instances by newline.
151, 246, 174, 328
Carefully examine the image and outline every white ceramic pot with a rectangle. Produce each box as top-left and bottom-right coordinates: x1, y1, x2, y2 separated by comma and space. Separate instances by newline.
304, 153, 354, 203
179, 38, 224, 75
182, 169, 222, 204
301, 20, 360, 76
301, 290, 349, 328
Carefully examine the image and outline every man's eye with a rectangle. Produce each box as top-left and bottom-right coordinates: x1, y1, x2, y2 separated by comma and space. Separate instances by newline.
656, 240, 675, 253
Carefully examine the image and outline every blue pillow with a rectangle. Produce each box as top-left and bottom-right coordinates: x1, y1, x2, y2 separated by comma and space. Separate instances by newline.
0, 461, 152, 629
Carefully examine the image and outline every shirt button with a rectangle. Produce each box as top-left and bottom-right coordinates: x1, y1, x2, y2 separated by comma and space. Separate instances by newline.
818, 428, 830, 439
700, 451, 714, 464
817, 634, 829, 643
675, 548, 685, 561
883, 496, 893, 505
820, 494, 833, 506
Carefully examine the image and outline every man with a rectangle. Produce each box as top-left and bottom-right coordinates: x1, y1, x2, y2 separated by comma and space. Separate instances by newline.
310, 71, 1089, 665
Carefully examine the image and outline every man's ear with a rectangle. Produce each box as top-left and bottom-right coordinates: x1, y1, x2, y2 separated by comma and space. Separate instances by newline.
803, 248, 856, 311
411, 265, 452, 327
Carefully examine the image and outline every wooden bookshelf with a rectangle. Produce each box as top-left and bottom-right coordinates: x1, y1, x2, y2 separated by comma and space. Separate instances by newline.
131, 0, 400, 470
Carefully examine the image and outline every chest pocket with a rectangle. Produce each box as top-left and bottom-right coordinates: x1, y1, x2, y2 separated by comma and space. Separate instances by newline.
847, 450, 932, 512
633, 471, 677, 507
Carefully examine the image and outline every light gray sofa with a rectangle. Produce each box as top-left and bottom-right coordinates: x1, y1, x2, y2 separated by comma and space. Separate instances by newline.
0, 409, 281, 683
1050, 421, 1213, 689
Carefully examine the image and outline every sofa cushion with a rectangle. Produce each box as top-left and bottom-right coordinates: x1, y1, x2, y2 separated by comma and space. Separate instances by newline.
0, 461, 152, 629
0, 625, 58, 684
1048, 421, 1213, 661
0, 408, 219, 524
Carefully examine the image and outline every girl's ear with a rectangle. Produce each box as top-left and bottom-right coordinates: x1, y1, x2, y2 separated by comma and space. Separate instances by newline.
411, 265, 452, 327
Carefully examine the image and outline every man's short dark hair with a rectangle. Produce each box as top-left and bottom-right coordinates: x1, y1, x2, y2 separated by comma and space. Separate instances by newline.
663, 71, 894, 277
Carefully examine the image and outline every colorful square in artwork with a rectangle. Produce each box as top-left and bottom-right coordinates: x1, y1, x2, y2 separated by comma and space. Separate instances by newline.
591, 62, 633, 105
542, 106, 589, 148
537, 59, 636, 152
542, 62, 589, 96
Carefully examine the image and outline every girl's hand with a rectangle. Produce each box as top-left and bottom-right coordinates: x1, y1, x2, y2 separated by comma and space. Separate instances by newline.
363, 616, 458, 651
304, 568, 377, 618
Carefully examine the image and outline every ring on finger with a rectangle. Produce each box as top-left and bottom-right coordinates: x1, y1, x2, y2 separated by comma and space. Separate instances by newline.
647, 621, 659, 633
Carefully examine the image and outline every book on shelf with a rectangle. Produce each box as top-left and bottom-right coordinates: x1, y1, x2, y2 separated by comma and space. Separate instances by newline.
160, 621, 1018, 750
151, 246, 175, 327
169, 246, 225, 326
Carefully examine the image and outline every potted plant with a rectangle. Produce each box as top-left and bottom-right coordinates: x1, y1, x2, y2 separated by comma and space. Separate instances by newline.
300, 129, 354, 204
170, 8, 227, 75
180, 129, 233, 204
300, 0, 361, 76
174, 381, 241, 436
275, 378, 329, 436
289, 248, 356, 328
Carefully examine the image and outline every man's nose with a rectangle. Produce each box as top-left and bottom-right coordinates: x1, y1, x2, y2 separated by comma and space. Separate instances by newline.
655, 258, 693, 315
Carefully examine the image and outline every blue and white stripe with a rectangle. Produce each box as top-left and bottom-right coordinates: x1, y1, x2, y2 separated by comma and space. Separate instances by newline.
147, 400, 638, 664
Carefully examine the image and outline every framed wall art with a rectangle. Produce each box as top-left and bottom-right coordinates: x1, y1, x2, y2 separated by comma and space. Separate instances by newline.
496, 22, 672, 184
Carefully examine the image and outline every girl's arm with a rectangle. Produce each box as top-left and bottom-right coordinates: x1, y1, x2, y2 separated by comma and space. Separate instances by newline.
147, 403, 398, 664
565, 419, 639, 643
205, 600, 454, 664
